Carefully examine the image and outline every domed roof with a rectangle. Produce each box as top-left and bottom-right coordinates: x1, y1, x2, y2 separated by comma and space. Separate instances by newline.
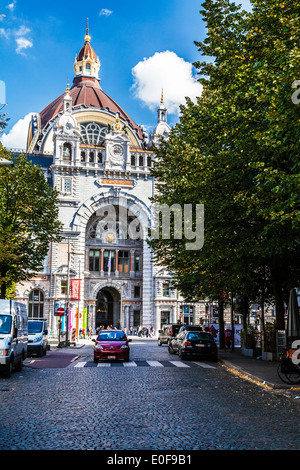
77, 41, 98, 62
39, 76, 144, 140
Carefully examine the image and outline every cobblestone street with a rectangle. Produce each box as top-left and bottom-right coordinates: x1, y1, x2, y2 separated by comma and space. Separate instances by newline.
0, 337, 299, 451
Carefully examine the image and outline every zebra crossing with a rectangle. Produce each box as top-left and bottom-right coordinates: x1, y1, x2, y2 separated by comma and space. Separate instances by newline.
73, 359, 217, 369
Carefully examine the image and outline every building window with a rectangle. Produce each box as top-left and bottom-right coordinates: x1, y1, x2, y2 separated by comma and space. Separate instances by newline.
139, 155, 144, 167
28, 290, 44, 319
131, 155, 136, 166
81, 151, 86, 162
80, 122, 107, 146
89, 151, 94, 163
62, 143, 72, 161
62, 177, 72, 195
118, 251, 129, 273
135, 255, 141, 272
147, 156, 152, 167
61, 280, 68, 296
134, 286, 141, 298
163, 282, 170, 297
97, 152, 102, 164
86, 62, 91, 71
89, 250, 100, 272
103, 250, 115, 272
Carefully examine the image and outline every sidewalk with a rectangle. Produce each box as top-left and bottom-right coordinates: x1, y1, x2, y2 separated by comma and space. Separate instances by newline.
218, 348, 300, 390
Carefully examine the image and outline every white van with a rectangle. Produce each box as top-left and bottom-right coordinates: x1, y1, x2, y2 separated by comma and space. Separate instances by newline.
0, 300, 28, 378
28, 320, 48, 357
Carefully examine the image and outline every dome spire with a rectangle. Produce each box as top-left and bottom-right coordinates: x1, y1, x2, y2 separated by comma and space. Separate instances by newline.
85, 18, 91, 43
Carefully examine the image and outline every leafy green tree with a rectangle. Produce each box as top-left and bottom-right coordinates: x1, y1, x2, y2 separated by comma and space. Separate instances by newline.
149, 0, 300, 332
0, 145, 62, 298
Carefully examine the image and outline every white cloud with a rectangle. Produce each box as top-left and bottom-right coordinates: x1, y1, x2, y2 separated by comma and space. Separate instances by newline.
15, 36, 33, 55
1, 113, 35, 150
0, 27, 9, 39
99, 8, 113, 16
6, 1, 16, 11
131, 51, 202, 115
15, 25, 31, 36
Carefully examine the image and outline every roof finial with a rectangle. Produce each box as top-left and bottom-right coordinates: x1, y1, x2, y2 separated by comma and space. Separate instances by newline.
85, 18, 91, 42
160, 88, 164, 104
66, 78, 70, 94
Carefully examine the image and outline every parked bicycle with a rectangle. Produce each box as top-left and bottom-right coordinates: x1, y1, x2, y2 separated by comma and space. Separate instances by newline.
277, 348, 300, 385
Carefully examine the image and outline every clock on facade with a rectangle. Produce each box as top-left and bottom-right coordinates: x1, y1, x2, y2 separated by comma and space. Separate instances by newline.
113, 144, 123, 156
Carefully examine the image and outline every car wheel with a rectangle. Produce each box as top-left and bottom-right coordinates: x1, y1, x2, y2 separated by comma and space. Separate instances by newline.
158, 340, 162, 346
3, 357, 13, 378
15, 358, 23, 372
179, 349, 186, 361
93, 357, 98, 363
168, 344, 175, 354
124, 357, 129, 362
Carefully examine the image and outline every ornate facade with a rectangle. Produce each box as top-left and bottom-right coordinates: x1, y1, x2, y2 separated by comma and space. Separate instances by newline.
15, 28, 210, 337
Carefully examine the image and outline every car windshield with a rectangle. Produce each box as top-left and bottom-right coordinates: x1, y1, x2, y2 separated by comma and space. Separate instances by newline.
0, 315, 12, 334
97, 331, 126, 341
187, 332, 214, 341
28, 321, 43, 333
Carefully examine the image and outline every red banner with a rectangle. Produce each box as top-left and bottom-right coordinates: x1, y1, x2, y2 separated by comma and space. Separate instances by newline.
70, 279, 81, 301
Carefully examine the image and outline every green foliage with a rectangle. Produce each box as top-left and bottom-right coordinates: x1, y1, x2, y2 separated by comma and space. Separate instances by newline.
0, 146, 62, 298
149, 0, 300, 330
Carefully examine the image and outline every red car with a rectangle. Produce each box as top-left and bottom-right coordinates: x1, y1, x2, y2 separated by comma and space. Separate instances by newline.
93, 330, 131, 363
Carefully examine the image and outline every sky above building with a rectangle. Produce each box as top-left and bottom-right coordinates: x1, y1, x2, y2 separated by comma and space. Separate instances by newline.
0, 0, 251, 149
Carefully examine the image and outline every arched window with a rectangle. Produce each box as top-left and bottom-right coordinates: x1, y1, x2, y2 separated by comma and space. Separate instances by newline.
28, 290, 44, 319
80, 122, 107, 146
97, 152, 103, 164
147, 156, 152, 167
89, 151, 94, 163
139, 155, 144, 167
81, 151, 86, 162
131, 155, 136, 166
86, 62, 91, 72
62, 143, 72, 161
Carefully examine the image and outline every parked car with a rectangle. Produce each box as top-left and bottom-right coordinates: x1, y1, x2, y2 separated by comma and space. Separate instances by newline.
93, 329, 132, 362
0, 300, 28, 378
157, 324, 182, 346
27, 320, 48, 357
169, 331, 218, 361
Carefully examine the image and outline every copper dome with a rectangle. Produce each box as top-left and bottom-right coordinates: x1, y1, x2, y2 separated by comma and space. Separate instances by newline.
39, 76, 144, 140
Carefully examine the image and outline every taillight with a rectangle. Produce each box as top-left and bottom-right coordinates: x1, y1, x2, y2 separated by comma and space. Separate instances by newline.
185, 341, 192, 346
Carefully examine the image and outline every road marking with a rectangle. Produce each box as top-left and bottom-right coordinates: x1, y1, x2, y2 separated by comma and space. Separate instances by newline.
169, 361, 190, 368
193, 362, 216, 369
146, 361, 164, 367
123, 361, 137, 367
74, 361, 86, 368
97, 362, 111, 367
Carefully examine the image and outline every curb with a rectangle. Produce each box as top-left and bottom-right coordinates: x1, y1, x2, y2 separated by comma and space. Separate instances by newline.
219, 358, 299, 390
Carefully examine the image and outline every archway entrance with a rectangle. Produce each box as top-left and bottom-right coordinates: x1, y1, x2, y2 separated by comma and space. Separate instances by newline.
96, 287, 121, 329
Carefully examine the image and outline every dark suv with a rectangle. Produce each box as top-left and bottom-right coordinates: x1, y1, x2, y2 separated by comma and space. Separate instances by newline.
157, 324, 182, 346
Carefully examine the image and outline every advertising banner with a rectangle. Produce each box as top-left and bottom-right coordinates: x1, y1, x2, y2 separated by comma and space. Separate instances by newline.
207, 324, 242, 347
70, 279, 81, 301
83, 308, 87, 332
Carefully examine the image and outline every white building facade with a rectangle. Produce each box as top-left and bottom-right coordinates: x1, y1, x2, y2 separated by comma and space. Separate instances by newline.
15, 29, 211, 337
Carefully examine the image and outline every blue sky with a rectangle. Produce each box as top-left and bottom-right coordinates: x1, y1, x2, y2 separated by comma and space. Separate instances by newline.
0, 0, 251, 148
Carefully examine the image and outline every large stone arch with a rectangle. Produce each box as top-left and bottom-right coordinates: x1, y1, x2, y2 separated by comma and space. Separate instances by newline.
71, 189, 154, 329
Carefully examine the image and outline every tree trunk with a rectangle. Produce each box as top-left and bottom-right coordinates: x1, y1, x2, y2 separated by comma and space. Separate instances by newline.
0, 282, 6, 299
